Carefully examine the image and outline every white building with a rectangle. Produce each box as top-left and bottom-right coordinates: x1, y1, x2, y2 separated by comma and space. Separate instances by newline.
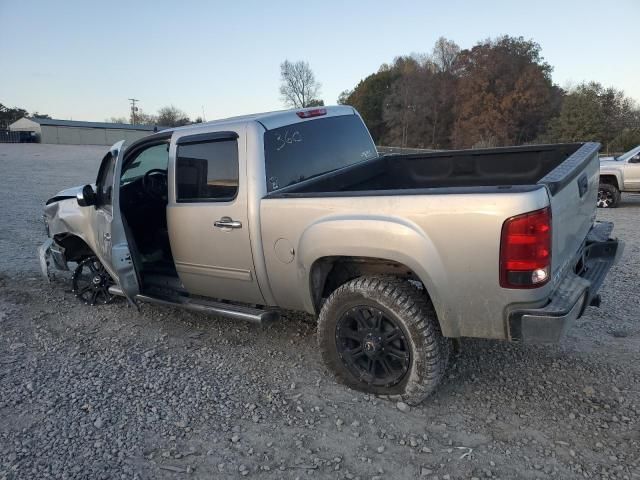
9, 117, 161, 145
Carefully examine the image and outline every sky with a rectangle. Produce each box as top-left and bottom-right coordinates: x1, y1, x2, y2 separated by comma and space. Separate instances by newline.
1, 0, 638, 122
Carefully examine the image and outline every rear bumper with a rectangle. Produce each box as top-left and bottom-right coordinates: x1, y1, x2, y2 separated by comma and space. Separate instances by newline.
508, 221, 623, 343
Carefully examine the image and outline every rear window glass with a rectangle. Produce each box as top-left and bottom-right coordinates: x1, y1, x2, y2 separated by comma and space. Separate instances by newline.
264, 115, 377, 192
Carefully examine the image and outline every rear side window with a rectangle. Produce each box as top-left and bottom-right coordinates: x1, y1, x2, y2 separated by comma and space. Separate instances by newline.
264, 114, 377, 192
176, 139, 238, 202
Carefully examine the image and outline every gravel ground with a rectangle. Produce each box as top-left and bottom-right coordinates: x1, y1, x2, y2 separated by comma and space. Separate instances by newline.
0, 144, 638, 480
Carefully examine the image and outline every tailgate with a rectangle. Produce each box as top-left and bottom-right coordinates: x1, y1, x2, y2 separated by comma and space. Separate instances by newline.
538, 142, 601, 282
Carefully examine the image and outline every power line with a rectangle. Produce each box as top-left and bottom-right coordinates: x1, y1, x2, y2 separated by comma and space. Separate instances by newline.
128, 98, 139, 124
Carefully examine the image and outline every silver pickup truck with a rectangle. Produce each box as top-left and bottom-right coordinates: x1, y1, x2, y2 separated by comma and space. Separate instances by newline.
40, 106, 622, 404
598, 144, 640, 207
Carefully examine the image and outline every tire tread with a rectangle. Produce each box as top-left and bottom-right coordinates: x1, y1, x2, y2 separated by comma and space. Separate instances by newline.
317, 276, 450, 405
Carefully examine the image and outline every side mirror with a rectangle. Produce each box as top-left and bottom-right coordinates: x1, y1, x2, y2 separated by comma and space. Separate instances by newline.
77, 184, 97, 207
630, 154, 640, 164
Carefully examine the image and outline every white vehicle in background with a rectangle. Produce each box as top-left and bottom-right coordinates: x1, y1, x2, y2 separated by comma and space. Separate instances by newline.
599, 145, 640, 207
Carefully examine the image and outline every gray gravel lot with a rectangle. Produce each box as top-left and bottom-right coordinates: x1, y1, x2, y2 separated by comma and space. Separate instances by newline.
0, 144, 638, 480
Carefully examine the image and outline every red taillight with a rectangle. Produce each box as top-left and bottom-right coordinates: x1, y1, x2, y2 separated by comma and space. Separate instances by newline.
296, 108, 327, 119
500, 207, 552, 288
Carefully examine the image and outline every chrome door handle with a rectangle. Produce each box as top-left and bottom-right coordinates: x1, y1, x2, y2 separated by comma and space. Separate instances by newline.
214, 217, 242, 229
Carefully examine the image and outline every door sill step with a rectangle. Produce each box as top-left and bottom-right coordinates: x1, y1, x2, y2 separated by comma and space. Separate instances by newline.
108, 286, 279, 324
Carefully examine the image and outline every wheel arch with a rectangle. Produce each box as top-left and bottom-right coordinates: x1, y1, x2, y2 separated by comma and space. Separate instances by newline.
599, 174, 620, 190
310, 255, 424, 307
53, 233, 94, 262
298, 216, 451, 336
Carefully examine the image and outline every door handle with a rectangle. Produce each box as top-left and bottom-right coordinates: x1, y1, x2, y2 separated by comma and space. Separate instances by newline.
214, 216, 242, 229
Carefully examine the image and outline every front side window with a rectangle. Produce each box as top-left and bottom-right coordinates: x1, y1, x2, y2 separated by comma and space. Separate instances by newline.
121, 143, 169, 185
96, 152, 116, 209
176, 139, 239, 202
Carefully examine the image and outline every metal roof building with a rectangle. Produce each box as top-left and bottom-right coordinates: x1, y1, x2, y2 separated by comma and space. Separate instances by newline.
9, 117, 162, 145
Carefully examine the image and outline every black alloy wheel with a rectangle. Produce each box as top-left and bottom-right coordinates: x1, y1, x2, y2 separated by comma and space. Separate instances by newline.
318, 276, 451, 404
597, 188, 614, 208
336, 305, 411, 387
597, 183, 620, 208
72, 256, 114, 306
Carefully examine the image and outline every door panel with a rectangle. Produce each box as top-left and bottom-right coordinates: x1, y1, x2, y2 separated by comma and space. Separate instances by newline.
92, 140, 141, 304
91, 143, 119, 270
166, 128, 265, 305
623, 160, 640, 190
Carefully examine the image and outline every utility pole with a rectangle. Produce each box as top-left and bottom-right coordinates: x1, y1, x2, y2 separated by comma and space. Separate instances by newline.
128, 98, 139, 125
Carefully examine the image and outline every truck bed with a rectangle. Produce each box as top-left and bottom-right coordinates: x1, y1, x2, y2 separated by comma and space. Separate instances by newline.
261, 141, 602, 337
269, 143, 586, 196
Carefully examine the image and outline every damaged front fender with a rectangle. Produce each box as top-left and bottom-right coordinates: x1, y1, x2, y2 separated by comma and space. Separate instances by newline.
40, 188, 98, 281
38, 238, 69, 282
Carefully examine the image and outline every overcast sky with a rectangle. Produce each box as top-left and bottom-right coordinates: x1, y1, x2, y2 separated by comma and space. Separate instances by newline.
1, 0, 638, 122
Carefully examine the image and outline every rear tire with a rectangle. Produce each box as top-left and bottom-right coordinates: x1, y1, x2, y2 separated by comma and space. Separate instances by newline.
597, 183, 620, 208
317, 276, 450, 405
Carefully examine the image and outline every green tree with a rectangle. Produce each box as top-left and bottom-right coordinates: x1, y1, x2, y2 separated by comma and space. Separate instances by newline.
0, 103, 29, 128
543, 82, 639, 152
381, 56, 428, 147
337, 89, 352, 105
379, 40, 460, 149
340, 65, 400, 143
610, 128, 640, 152
31, 112, 51, 119
341, 38, 460, 148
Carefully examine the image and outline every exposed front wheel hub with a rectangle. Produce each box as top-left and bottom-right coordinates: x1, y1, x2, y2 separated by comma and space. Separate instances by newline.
72, 256, 114, 306
363, 333, 383, 356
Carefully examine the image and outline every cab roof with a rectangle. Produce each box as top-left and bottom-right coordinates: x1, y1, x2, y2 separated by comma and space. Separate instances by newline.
172, 105, 357, 132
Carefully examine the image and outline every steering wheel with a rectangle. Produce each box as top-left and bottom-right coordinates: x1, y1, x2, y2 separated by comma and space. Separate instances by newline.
142, 169, 168, 201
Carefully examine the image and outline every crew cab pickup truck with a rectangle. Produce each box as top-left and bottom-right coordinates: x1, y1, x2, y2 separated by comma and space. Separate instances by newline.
599, 144, 640, 207
40, 106, 622, 404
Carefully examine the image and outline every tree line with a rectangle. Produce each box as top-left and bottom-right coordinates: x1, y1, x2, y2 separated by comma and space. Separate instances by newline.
0, 104, 50, 129
4, 35, 638, 151
0, 102, 202, 129
112, 105, 202, 127
333, 36, 640, 153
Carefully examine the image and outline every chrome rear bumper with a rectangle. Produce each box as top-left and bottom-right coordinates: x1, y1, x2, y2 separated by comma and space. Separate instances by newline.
508, 221, 623, 343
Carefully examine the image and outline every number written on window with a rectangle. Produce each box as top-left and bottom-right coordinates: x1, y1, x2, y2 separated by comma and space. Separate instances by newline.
274, 130, 302, 151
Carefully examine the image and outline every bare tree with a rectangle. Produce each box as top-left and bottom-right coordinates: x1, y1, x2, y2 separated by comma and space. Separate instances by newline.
431, 37, 460, 73
107, 116, 128, 124
157, 105, 191, 127
129, 108, 157, 125
279, 60, 322, 108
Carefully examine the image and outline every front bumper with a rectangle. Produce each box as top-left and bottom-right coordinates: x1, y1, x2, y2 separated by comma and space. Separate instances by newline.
38, 238, 69, 282
508, 221, 623, 343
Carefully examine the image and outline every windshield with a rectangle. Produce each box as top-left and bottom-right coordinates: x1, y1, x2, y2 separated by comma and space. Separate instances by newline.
264, 114, 377, 192
616, 145, 640, 162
